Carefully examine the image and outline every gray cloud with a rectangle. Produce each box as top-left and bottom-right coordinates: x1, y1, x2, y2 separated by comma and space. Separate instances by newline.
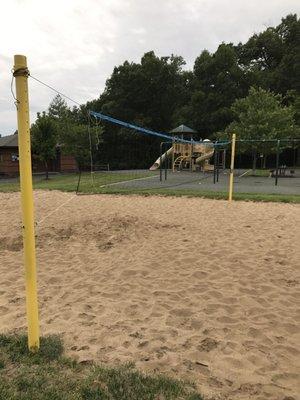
1, 0, 299, 135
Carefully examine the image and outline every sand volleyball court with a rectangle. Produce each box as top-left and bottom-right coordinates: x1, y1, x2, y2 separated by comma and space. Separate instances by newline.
0, 191, 299, 399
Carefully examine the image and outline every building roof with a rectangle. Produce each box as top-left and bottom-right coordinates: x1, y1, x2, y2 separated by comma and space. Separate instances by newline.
0, 134, 18, 148
169, 124, 197, 134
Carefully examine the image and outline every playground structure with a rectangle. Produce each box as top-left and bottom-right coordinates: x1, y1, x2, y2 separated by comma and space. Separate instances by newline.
149, 124, 216, 172
150, 140, 215, 172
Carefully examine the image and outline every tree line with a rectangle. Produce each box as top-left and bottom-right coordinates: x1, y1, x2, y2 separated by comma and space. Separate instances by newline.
31, 14, 300, 176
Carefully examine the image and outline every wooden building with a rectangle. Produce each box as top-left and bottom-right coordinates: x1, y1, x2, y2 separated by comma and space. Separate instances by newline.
0, 133, 77, 177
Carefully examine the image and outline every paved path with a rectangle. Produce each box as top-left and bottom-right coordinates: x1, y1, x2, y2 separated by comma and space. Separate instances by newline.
107, 169, 300, 195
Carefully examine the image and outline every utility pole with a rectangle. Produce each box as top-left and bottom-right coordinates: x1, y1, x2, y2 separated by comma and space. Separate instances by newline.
228, 133, 236, 202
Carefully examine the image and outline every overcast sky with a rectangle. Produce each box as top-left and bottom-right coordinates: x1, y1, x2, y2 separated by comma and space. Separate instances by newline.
1, 0, 299, 135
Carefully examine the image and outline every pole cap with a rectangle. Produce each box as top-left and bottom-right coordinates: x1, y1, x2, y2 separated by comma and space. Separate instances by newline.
13, 55, 29, 77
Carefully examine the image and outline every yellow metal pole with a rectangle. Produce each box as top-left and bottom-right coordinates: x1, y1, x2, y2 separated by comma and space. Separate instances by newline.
13, 55, 40, 351
228, 133, 236, 202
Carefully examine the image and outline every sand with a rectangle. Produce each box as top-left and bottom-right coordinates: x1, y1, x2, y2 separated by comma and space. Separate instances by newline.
0, 190, 299, 400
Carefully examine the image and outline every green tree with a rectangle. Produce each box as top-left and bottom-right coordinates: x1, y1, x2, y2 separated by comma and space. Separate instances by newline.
237, 14, 300, 94
31, 112, 58, 179
97, 51, 189, 130
285, 90, 300, 125
226, 87, 298, 172
48, 95, 71, 142
61, 123, 102, 171
48, 96, 100, 170
180, 44, 252, 137
48, 94, 69, 119
86, 51, 190, 168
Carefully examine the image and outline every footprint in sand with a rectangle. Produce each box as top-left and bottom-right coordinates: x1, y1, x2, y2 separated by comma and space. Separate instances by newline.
137, 341, 149, 348
208, 290, 223, 299
190, 319, 202, 330
222, 356, 244, 369
121, 269, 138, 277
216, 316, 238, 324
8, 297, 23, 304
169, 308, 194, 317
192, 271, 208, 279
197, 338, 219, 352
271, 372, 300, 388
78, 313, 96, 321
48, 277, 60, 284
204, 303, 221, 314
222, 296, 238, 304
77, 345, 90, 351
236, 383, 263, 396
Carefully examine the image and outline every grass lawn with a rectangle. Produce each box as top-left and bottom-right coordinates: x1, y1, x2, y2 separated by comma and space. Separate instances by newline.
0, 334, 202, 400
251, 169, 272, 177
110, 189, 300, 203
0, 172, 156, 193
0, 172, 299, 203
237, 169, 271, 177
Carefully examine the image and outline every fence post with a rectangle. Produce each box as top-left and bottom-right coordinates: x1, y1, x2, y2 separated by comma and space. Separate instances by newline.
164, 143, 168, 181
213, 141, 217, 184
159, 142, 163, 182
13, 55, 40, 351
216, 149, 220, 182
275, 139, 280, 186
228, 133, 236, 202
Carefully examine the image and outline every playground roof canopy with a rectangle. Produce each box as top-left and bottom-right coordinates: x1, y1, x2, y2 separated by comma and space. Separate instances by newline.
170, 124, 197, 135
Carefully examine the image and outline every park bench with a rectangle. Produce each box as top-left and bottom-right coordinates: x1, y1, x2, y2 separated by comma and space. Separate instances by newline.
269, 166, 295, 178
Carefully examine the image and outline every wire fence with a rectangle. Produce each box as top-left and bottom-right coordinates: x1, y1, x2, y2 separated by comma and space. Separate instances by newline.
76, 138, 300, 197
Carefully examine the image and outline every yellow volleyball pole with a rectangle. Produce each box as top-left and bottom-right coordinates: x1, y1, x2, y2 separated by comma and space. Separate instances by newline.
228, 133, 236, 202
13, 55, 40, 351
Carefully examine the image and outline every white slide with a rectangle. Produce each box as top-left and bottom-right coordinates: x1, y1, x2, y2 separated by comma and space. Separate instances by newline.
149, 147, 173, 170
195, 149, 214, 165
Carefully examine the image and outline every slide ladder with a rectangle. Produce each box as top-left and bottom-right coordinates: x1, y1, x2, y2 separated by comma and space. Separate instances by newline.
174, 156, 186, 170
